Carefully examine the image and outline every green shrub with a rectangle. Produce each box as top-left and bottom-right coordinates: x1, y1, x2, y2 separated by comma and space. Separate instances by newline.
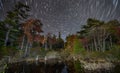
73, 39, 85, 54
109, 45, 120, 60
74, 60, 84, 73
0, 46, 18, 58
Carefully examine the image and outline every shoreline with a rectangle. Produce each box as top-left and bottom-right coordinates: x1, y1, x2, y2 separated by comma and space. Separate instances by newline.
0, 54, 120, 72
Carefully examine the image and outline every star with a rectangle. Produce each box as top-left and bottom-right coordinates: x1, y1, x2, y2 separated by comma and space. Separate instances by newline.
0, 0, 120, 40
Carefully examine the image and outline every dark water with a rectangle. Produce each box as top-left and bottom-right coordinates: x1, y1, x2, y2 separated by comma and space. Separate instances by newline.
5, 61, 120, 73
5, 61, 66, 73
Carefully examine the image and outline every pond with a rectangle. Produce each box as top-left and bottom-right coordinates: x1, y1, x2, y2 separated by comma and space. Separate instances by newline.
5, 60, 120, 73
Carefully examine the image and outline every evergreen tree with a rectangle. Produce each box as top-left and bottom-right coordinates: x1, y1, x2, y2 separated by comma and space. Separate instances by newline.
57, 32, 64, 49
0, 2, 30, 47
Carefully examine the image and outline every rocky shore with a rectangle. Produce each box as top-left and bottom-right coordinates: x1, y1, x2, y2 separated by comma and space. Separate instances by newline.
64, 54, 120, 72
0, 52, 120, 73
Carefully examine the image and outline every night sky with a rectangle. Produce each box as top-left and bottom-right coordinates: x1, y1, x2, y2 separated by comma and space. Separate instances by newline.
0, 0, 120, 40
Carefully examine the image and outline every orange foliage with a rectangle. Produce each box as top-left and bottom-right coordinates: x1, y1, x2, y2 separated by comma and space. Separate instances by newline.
21, 18, 43, 43
34, 35, 46, 45
66, 35, 77, 51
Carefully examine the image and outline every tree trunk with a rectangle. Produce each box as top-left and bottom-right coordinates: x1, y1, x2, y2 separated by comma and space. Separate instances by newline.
93, 35, 97, 51
91, 42, 94, 51
50, 44, 52, 49
4, 29, 11, 46
24, 40, 29, 57
102, 39, 106, 52
102, 28, 107, 52
45, 37, 47, 50
20, 35, 25, 50
110, 36, 112, 49
28, 42, 32, 55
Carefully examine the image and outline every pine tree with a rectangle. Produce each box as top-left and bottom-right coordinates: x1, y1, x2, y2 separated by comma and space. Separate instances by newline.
0, 2, 30, 47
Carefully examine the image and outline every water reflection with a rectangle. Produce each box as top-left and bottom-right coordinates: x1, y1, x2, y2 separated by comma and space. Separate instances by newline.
61, 64, 68, 73
5, 61, 120, 73
5, 61, 67, 73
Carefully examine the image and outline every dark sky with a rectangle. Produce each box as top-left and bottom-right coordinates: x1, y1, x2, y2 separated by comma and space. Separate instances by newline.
0, 0, 120, 40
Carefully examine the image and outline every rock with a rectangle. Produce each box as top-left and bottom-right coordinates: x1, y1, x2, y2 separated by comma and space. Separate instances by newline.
45, 51, 61, 64
46, 51, 61, 59
83, 62, 114, 70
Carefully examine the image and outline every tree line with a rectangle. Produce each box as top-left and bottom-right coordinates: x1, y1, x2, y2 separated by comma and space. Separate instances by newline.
0, 2, 64, 57
66, 18, 120, 53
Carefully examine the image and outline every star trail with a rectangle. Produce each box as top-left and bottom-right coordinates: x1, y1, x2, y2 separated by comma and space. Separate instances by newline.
0, 0, 120, 39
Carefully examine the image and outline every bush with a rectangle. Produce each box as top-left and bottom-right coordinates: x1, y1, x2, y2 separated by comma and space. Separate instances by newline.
108, 45, 120, 60
0, 46, 18, 58
74, 60, 84, 73
73, 38, 85, 54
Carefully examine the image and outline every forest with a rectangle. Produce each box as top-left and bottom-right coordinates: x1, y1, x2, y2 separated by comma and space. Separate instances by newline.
0, 2, 120, 73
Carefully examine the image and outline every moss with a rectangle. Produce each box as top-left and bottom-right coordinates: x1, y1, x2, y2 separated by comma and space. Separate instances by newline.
74, 60, 84, 73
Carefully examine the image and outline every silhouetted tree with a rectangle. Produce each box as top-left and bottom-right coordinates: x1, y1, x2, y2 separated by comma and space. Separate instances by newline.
20, 18, 43, 56
0, 2, 30, 47
77, 18, 120, 52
